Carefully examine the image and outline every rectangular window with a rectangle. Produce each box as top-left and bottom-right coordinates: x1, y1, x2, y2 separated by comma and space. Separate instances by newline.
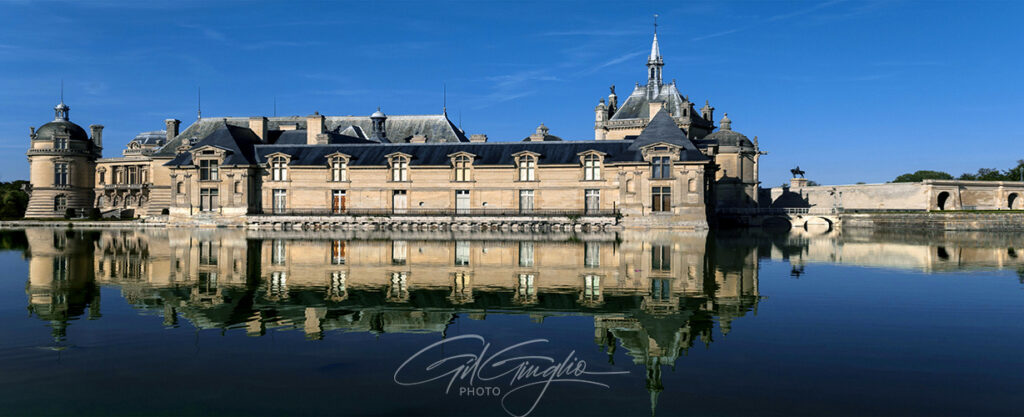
99, 171, 105, 184
200, 188, 219, 212
651, 186, 671, 212
199, 241, 218, 266
455, 241, 470, 266
585, 242, 600, 268
583, 275, 601, 301
519, 190, 534, 212
54, 138, 67, 150
54, 163, 69, 186
272, 189, 286, 214
392, 241, 407, 265
331, 240, 346, 265
331, 159, 347, 182
651, 156, 671, 179
651, 245, 671, 272
127, 167, 137, 184
583, 155, 601, 180
271, 240, 286, 265
392, 190, 407, 214
331, 190, 347, 214
200, 160, 219, 181
585, 189, 600, 213
391, 159, 408, 182
519, 241, 534, 267
455, 190, 470, 214
651, 278, 671, 301
518, 156, 536, 181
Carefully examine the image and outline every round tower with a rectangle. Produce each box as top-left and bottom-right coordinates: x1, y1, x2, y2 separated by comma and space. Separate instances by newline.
25, 100, 101, 218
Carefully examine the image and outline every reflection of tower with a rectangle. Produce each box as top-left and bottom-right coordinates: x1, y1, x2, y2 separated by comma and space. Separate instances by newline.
24, 229, 99, 342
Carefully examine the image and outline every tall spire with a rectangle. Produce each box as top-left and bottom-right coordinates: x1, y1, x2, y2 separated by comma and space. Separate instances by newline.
197, 86, 202, 120
54, 80, 69, 121
646, 14, 665, 97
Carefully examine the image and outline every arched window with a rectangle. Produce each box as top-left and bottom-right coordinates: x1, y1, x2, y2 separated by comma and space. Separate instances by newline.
453, 155, 472, 182
517, 155, 536, 181
271, 157, 287, 181
330, 156, 348, 182
390, 155, 409, 182
53, 195, 67, 212
583, 154, 601, 180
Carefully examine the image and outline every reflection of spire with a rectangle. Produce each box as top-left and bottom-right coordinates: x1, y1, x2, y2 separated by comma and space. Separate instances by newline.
646, 357, 664, 416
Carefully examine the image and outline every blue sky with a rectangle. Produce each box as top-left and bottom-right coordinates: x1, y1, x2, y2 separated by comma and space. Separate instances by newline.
1, 0, 1021, 186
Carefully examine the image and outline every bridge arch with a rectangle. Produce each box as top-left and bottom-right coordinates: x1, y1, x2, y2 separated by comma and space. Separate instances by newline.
1008, 192, 1020, 209
937, 191, 951, 211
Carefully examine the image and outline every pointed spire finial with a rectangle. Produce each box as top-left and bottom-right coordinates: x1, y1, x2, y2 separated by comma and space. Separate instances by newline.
653, 14, 659, 35
197, 86, 202, 120
443, 83, 447, 115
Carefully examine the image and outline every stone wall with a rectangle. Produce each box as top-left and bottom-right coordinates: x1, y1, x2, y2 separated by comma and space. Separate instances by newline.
765, 180, 1024, 212
842, 212, 1024, 231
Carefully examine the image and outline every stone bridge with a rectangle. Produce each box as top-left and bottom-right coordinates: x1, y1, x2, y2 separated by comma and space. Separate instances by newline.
718, 208, 841, 231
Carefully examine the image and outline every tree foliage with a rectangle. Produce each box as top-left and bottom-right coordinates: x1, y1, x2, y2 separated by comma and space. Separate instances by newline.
893, 161, 1024, 183
893, 170, 954, 183
0, 181, 29, 219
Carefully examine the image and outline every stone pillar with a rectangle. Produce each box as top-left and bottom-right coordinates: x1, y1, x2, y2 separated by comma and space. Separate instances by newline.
790, 178, 808, 189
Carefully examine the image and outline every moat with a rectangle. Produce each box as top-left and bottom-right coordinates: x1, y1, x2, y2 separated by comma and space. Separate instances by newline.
0, 227, 1021, 416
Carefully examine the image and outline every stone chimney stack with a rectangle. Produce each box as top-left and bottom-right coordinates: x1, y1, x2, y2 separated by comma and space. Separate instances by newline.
648, 102, 664, 121
165, 119, 180, 143
409, 134, 427, 143
469, 134, 488, 143
89, 124, 104, 148
249, 117, 267, 141
307, 112, 324, 145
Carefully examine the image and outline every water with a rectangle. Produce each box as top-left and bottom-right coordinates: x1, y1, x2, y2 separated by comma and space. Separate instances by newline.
0, 227, 1021, 416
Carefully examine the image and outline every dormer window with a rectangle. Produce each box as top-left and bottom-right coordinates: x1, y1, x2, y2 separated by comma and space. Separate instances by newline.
329, 156, 348, 182
271, 156, 287, 181
583, 154, 602, 181
516, 154, 537, 181
389, 155, 409, 182
452, 154, 473, 182
54, 138, 67, 150
199, 159, 219, 181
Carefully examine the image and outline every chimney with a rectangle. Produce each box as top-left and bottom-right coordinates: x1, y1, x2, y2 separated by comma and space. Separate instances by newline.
469, 134, 487, 143
248, 117, 267, 141
307, 112, 324, 145
165, 119, 180, 143
528, 123, 549, 142
410, 134, 427, 143
648, 102, 664, 121
89, 124, 104, 148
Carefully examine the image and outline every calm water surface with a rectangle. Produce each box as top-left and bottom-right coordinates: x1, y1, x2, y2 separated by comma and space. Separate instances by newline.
0, 227, 1021, 416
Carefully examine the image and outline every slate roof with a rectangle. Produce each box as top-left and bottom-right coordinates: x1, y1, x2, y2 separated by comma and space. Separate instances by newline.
269, 130, 376, 145
165, 122, 262, 166
165, 111, 710, 168
610, 83, 713, 128
627, 109, 707, 160
128, 130, 167, 147
702, 129, 754, 148
156, 113, 466, 157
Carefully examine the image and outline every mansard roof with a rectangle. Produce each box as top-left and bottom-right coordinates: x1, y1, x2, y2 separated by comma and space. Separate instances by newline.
628, 109, 707, 159
251, 139, 708, 167
155, 113, 467, 157
165, 122, 262, 166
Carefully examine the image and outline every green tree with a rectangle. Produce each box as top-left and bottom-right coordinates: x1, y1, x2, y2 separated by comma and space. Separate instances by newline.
0, 181, 29, 219
892, 170, 954, 183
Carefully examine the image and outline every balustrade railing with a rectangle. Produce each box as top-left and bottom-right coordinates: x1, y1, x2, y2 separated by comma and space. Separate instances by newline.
254, 208, 619, 217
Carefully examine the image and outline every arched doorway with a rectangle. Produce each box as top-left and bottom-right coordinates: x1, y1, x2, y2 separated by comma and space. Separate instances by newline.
1008, 193, 1020, 210
937, 191, 951, 211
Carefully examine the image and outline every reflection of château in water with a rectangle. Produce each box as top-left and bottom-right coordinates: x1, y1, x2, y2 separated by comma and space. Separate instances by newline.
17, 228, 760, 415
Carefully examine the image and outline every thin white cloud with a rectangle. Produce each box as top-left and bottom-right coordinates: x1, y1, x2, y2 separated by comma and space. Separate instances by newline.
690, 28, 742, 42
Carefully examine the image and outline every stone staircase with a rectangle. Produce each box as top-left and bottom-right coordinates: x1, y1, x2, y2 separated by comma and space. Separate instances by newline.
142, 187, 171, 217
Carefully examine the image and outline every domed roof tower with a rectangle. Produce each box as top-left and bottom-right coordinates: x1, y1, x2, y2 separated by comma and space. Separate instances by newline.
25, 99, 102, 218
